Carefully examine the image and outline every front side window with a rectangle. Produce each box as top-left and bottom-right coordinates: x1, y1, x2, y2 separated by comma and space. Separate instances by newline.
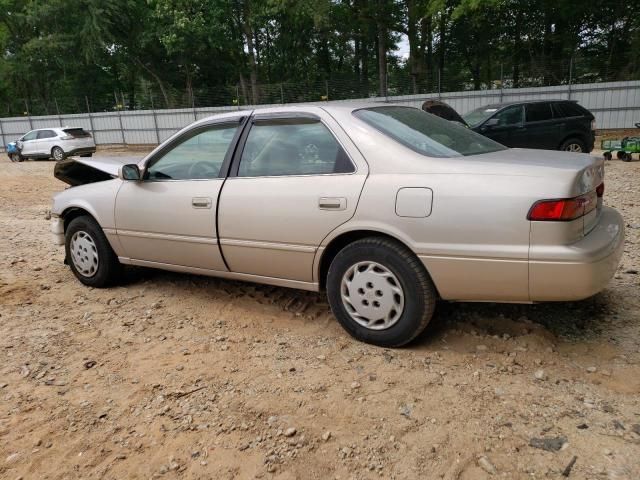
22, 131, 37, 141
146, 124, 239, 180
238, 119, 354, 177
355, 106, 506, 157
525, 103, 553, 122
492, 105, 524, 126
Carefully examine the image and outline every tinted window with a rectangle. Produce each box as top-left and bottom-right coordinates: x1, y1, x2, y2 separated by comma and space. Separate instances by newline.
22, 131, 37, 141
37, 130, 56, 139
463, 106, 501, 127
238, 119, 353, 177
552, 102, 586, 118
63, 128, 91, 138
147, 124, 238, 180
525, 103, 553, 122
493, 105, 524, 126
355, 106, 506, 157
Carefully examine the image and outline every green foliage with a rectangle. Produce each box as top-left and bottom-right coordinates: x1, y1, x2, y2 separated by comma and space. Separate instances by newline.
0, 0, 638, 114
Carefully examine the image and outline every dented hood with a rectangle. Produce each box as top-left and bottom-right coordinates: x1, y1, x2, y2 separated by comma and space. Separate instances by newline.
54, 156, 142, 186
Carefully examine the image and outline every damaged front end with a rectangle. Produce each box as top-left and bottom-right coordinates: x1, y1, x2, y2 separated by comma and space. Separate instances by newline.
53, 156, 135, 186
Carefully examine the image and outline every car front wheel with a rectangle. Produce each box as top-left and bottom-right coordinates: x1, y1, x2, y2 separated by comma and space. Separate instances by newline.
52, 146, 66, 161
65, 216, 121, 287
327, 237, 437, 347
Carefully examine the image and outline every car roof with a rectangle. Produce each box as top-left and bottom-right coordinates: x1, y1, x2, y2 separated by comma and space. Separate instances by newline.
194, 102, 412, 125
476, 99, 578, 110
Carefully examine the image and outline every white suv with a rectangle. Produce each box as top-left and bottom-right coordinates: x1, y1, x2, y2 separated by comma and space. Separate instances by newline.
15, 127, 96, 161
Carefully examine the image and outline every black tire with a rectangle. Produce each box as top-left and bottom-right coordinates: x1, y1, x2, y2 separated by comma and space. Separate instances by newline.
560, 138, 586, 153
326, 237, 437, 347
616, 150, 626, 160
52, 146, 66, 161
65, 216, 121, 287
622, 152, 632, 162
603, 151, 612, 161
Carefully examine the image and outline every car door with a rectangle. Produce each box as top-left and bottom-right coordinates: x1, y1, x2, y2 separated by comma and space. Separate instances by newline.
218, 109, 368, 283
36, 129, 57, 156
477, 105, 524, 147
523, 103, 557, 149
18, 130, 38, 156
114, 117, 246, 270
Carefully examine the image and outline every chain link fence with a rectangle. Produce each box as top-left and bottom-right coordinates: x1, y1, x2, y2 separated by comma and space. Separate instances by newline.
2, 56, 639, 117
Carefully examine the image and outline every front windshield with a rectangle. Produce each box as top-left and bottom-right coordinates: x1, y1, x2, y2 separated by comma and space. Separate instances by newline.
463, 106, 501, 127
354, 106, 506, 157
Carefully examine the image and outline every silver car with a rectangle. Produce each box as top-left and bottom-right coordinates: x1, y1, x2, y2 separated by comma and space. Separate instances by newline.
14, 127, 96, 161
50, 104, 625, 347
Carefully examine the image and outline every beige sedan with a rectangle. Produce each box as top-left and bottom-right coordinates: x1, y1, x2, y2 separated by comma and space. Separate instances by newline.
50, 104, 625, 347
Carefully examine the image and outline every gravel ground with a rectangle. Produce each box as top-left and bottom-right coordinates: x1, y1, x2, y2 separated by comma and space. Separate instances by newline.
0, 153, 639, 480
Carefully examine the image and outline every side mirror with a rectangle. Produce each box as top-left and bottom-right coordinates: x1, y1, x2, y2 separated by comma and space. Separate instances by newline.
119, 164, 141, 181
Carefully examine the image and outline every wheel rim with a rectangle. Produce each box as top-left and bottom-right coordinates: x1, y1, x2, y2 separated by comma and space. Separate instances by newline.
70, 231, 99, 277
340, 261, 405, 330
53, 148, 63, 160
564, 143, 582, 153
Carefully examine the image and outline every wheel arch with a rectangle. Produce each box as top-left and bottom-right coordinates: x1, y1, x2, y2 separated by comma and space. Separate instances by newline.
61, 206, 99, 232
316, 228, 436, 294
558, 132, 588, 150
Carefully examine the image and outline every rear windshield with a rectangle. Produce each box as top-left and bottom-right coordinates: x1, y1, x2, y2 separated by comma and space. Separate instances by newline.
63, 128, 91, 138
354, 106, 506, 157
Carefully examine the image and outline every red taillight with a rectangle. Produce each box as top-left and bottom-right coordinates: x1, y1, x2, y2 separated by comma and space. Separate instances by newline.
528, 190, 597, 221
596, 182, 604, 197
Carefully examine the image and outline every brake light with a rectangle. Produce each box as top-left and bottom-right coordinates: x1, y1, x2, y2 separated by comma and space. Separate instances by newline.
528, 190, 597, 221
596, 182, 604, 197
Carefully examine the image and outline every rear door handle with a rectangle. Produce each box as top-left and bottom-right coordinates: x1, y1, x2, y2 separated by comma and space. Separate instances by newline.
319, 197, 346, 211
192, 197, 212, 209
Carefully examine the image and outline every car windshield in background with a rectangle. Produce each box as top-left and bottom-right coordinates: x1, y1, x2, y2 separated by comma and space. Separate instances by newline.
354, 106, 506, 157
463, 107, 501, 127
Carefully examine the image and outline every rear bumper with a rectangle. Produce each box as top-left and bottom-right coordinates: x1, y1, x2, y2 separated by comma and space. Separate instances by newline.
529, 206, 624, 301
66, 146, 96, 156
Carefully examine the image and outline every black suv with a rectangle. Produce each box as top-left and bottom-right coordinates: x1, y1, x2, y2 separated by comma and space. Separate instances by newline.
463, 100, 596, 153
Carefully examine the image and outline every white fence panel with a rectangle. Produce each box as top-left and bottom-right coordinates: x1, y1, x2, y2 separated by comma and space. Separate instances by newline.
1, 80, 639, 151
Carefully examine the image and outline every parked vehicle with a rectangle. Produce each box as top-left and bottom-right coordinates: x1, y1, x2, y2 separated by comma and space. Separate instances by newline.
14, 127, 96, 161
464, 100, 596, 153
50, 104, 623, 347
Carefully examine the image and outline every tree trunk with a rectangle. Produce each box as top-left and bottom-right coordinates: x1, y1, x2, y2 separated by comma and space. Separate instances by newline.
377, 0, 387, 97
242, 0, 259, 104
407, 0, 419, 93
135, 58, 170, 108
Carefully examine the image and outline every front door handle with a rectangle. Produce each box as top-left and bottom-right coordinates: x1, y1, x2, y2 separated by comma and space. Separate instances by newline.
319, 197, 346, 211
192, 197, 212, 209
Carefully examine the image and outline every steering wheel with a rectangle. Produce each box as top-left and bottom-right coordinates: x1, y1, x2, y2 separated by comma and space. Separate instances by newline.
188, 161, 218, 179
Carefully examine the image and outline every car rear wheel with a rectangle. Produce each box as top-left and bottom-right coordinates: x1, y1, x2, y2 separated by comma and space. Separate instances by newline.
560, 138, 586, 153
52, 146, 66, 161
65, 216, 121, 287
327, 237, 437, 347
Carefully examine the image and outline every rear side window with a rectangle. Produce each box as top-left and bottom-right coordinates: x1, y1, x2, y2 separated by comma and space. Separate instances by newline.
238, 119, 354, 177
552, 102, 586, 118
63, 128, 91, 138
525, 103, 553, 122
37, 130, 56, 139
354, 106, 506, 157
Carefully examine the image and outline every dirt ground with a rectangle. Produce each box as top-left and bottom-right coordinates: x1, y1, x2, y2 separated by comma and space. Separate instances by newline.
0, 152, 639, 480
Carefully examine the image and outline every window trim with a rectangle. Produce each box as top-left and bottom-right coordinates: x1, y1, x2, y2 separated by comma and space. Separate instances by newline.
142, 117, 247, 182
37, 130, 56, 140
228, 113, 357, 179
